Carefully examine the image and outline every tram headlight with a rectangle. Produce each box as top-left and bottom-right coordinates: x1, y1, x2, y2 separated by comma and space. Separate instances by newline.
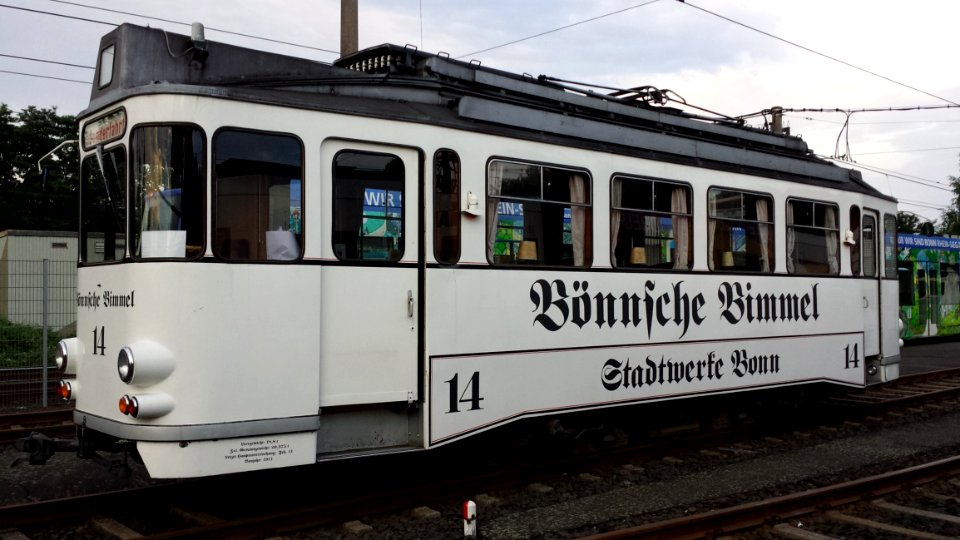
117, 341, 174, 385
119, 393, 174, 419
56, 338, 80, 374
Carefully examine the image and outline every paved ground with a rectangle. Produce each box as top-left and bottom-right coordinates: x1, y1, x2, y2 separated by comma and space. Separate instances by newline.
900, 337, 960, 375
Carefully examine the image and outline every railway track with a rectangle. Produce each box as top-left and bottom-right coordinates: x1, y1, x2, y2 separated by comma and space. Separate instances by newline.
581, 455, 960, 539
3, 368, 960, 538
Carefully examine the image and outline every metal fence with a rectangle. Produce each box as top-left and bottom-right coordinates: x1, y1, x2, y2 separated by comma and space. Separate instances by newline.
0, 259, 77, 410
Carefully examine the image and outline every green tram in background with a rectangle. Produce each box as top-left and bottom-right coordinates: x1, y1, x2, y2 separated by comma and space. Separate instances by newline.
898, 234, 960, 340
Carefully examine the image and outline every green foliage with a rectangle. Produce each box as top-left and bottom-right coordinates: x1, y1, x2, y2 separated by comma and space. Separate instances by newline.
0, 318, 60, 368
0, 104, 79, 232
897, 211, 921, 234
938, 167, 960, 236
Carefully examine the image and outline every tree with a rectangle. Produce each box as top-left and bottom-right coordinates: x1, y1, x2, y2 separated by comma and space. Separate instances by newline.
939, 158, 960, 236
897, 211, 921, 234
0, 104, 78, 232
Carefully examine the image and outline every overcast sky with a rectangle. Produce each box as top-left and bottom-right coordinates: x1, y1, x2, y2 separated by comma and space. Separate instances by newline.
2, 0, 958, 223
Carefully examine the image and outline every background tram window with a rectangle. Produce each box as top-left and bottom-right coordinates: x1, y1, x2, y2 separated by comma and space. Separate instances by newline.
333, 151, 405, 262
433, 149, 460, 264
214, 130, 303, 261
611, 176, 691, 270
707, 188, 773, 272
898, 261, 915, 306
486, 159, 591, 267
943, 263, 960, 305
786, 199, 839, 275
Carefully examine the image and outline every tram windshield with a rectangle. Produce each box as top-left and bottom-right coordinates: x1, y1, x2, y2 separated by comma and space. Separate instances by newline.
131, 126, 205, 259
80, 146, 126, 263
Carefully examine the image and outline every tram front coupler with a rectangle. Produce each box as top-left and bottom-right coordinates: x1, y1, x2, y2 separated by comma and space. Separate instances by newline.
13, 431, 77, 465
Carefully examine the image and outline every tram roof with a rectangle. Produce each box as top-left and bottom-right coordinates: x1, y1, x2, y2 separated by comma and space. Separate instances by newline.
85, 23, 893, 201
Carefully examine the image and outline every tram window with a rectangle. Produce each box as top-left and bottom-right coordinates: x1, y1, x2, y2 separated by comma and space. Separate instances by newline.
707, 188, 773, 272
214, 130, 303, 261
611, 176, 691, 270
333, 151, 404, 262
883, 214, 898, 278
943, 264, 960, 305
433, 150, 460, 264
131, 126, 205, 260
850, 206, 861, 275
898, 261, 915, 306
80, 147, 127, 263
917, 268, 927, 299
486, 159, 592, 267
786, 199, 839, 275
863, 215, 877, 277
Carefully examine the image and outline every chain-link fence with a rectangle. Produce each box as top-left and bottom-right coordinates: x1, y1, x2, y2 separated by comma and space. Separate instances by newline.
0, 259, 76, 410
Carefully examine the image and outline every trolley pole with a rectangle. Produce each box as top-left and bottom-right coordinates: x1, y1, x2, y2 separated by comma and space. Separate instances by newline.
341, 0, 358, 57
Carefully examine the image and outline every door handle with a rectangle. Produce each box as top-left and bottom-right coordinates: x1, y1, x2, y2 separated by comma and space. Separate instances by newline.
407, 290, 414, 318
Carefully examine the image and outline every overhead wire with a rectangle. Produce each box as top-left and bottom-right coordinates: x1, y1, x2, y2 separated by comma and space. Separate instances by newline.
458, 0, 662, 58
677, 0, 960, 107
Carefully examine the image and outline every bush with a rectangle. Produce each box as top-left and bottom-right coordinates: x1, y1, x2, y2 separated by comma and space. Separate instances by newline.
0, 318, 62, 368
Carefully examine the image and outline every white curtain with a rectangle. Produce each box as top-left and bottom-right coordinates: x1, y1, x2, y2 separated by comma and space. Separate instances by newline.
786, 202, 795, 273
756, 198, 770, 272
569, 174, 587, 266
825, 205, 839, 274
707, 193, 717, 270
610, 181, 621, 267
485, 162, 504, 262
671, 188, 689, 270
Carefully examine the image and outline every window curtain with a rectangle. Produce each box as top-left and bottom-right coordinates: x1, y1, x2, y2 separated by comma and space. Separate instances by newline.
825, 205, 839, 274
569, 174, 587, 266
610, 180, 621, 267
756, 198, 770, 272
671, 188, 689, 270
486, 162, 503, 261
786, 202, 795, 273
707, 193, 717, 270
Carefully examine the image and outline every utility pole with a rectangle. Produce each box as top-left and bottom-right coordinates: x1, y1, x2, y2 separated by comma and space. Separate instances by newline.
341, 0, 358, 57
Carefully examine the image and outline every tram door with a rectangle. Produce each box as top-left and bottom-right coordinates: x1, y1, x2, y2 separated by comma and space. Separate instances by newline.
916, 261, 941, 336
318, 140, 420, 407
862, 212, 881, 355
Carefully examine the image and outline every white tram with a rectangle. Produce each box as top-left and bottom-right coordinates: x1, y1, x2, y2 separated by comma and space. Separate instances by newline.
51, 24, 901, 478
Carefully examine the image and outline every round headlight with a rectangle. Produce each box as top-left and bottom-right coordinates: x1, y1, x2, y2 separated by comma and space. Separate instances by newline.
118, 347, 135, 383
55, 340, 69, 370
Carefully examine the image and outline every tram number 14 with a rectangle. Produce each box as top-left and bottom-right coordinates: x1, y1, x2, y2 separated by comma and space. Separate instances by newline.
92, 326, 106, 356
445, 372, 484, 413
844, 343, 860, 369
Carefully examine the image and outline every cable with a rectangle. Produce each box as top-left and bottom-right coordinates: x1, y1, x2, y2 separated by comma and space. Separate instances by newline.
0, 1, 339, 56
44, 0, 340, 55
857, 147, 960, 156
827, 157, 953, 192
0, 69, 90, 84
678, 1, 960, 107
458, 0, 662, 59
0, 53, 93, 70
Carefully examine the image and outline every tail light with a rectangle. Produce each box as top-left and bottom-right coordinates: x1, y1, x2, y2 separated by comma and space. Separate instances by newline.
119, 393, 175, 419
57, 380, 78, 401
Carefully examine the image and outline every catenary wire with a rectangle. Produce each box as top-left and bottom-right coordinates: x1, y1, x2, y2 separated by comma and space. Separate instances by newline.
0, 53, 93, 70
679, 0, 960, 107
